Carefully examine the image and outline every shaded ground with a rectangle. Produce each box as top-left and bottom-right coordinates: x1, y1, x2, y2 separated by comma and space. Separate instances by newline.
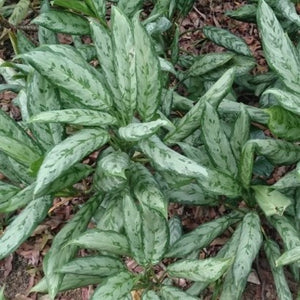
0, 0, 299, 299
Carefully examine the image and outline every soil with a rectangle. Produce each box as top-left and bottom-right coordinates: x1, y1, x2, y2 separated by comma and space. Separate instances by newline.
0, 0, 299, 299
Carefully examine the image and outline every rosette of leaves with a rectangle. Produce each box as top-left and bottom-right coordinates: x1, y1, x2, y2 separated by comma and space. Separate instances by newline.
0, 0, 299, 299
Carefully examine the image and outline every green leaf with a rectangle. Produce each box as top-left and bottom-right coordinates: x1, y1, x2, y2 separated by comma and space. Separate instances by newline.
167, 182, 218, 206
27, 72, 63, 151
46, 163, 93, 196
111, 6, 136, 124
203, 26, 252, 56
20, 45, 112, 111
201, 102, 237, 178
123, 190, 144, 264
187, 52, 234, 77
264, 240, 293, 300
263, 89, 300, 116
164, 67, 236, 144
0, 135, 41, 167
34, 128, 109, 197
0, 108, 41, 155
119, 120, 167, 142
266, 106, 300, 141
96, 193, 124, 232
70, 229, 130, 255
226, 4, 257, 22
91, 271, 137, 300
131, 163, 168, 218
167, 257, 232, 282
168, 216, 182, 246
141, 205, 169, 264
133, 13, 162, 121
59, 255, 125, 277
274, 0, 300, 27
29, 109, 117, 127
94, 151, 129, 192
239, 139, 300, 188
276, 246, 300, 267
118, 0, 143, 17
89, 19, 120, 100
253, 185, 291, 216
0, 183, 34, 213
87, 0, 106, 18
31, 274, 103, 293
160, 286, 198, 300
0, 181, 20, 204
220, 212, 262, 300
142, 290, 161, 300
257, 0, 300, 93
0, 286, 5, 300
166, 212, 241, 257
38, 0, 58, 45
273, 168, 300, 189
230, 107, 250, 161
139, 135, 241, 197
16, 31, 35, 54
52, 0, 95, 16
43, 195, 100, 299
8, 0, 29, 26
32, 11, 90, 35
0, 195, 52, 260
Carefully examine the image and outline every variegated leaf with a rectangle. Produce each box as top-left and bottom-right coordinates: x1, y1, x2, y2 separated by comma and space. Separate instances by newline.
111, 6, 136, 124
133, 13, 161, 120
166, 212, 241, 257
131, 163, 168, 218
160, 286, 198, 300
0, 195, 52, 260
59, 255, 125, 277
164, 68, 236, 144
167, 257, 232, 282
0, 181, 20, 204
29, 109, 117, 127
203, 26, 252, 56
43, 195, 101, 299
20, 45, 112, 111
118, 0, 143, 17
34, 128, 109, 197
8, 0, 29, 26
119, 120, 167, 142
142, 290, 160, 300
257, 0, 300, 93
91, 271, 137, 300
33, 11, 90, 35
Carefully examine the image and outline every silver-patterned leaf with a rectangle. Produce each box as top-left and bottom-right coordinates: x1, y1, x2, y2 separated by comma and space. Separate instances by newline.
0, 181, 20, 204
166, 211, 241, 257
43, 195, 101, 299
32, 11, 90, 35
8, 0, 29, 26
35, 128, 109, 197
276, 246, 300, 267
201, 102, 237, 177
164, 67, 236, 144
27, 72, 63, 151
142, 290, 161, 300
70, 229, 130, 255
91, 271, 137, 300
133, 13, 162, 121
0, 195, 52, 260
93, 151, 129, 192
29, 109, 117, 127
265, 240, 293, 300
131, 163, 168, 218
20, 45, 112, 111
203, 26, 252, 56
59, 255, 125, 277
119, 120, 167, 142
111, 6, 136, 124
160, 286, 198, 300
253, 185, 291, 216
168, 216, 182, 246
118, 0, 143, 17
139, 135, 241, 197
273, 168, 300, 189
167, 257, 232, 282
263, 89, 300, 116
257, 0, 300, 93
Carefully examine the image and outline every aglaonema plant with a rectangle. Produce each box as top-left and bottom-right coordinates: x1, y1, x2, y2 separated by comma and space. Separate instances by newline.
0, 0, 299, 299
